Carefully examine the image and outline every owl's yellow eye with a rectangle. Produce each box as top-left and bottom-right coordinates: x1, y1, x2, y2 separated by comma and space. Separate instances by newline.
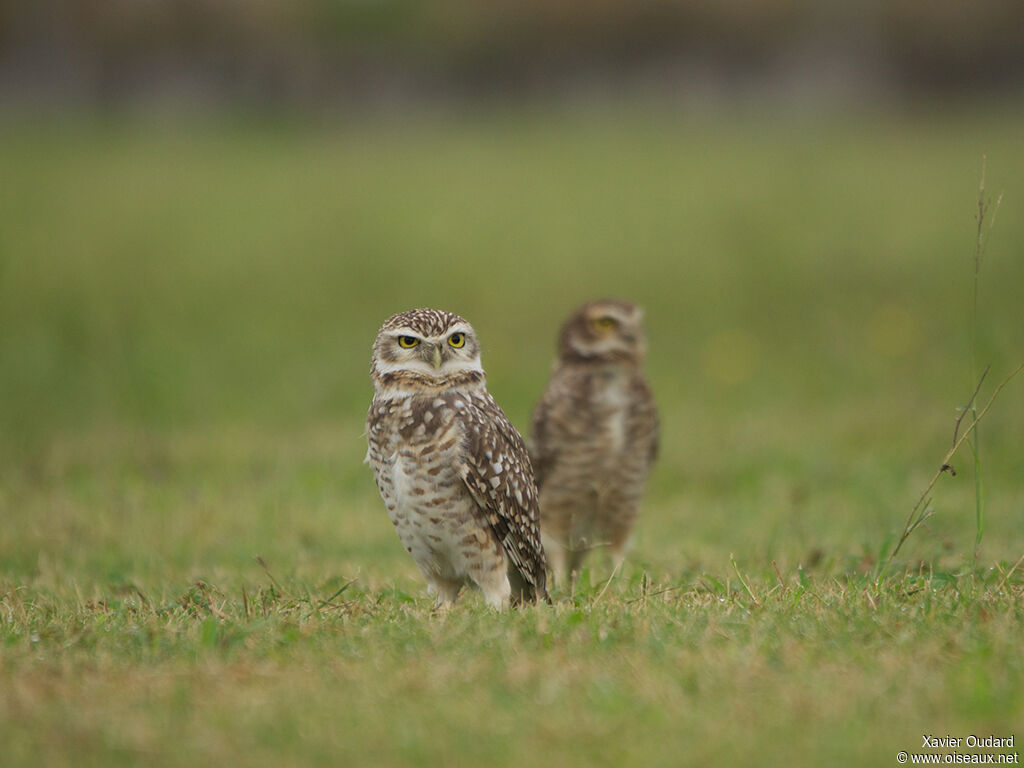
398, 336, 420, 348
593, 317, 618, 332
448, 333, 466, 348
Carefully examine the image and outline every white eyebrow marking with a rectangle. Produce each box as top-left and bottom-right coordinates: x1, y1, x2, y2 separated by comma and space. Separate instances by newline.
388, 327, 423, 339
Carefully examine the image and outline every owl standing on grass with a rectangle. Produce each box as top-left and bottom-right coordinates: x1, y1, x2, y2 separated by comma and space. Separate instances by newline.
529, 299, 659, 588
365, 308, 547, 609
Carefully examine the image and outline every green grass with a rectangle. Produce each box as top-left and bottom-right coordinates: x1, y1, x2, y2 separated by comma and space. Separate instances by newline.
1, 105, 1023, 766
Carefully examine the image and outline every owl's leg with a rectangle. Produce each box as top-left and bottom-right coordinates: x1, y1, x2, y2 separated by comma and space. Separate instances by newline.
598, 489, 639, 573
473, 566, 511, 611
608, 538, 631, 571
567, 547, 590, 598
541, 530, 568, 589
428, 578, 462, 608
607, 517, 638, 574
541, 533, 588, 596
539, 495, 582, 594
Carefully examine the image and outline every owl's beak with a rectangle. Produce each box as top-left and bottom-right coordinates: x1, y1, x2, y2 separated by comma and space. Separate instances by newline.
431, 345, 443, 370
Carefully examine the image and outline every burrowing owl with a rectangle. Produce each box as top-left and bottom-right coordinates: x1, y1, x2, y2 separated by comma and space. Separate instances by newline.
365, 308, 547, 609
529, 299, 658, 586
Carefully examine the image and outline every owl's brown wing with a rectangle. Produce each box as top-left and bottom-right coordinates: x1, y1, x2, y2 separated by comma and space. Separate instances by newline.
630, 374, 659, 465
457, 394, 548, 603
528, 371, 578, 491
527, 389, 555, 490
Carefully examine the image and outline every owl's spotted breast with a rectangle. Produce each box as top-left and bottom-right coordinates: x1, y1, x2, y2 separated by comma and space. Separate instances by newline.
368, 394, 499, 584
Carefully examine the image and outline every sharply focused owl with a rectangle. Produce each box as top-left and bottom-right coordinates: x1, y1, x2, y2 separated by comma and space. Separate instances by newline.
529, 299, 658, 587
365, 308, 547, 609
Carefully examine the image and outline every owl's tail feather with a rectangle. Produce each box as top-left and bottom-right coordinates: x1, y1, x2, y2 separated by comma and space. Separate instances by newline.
508, 567, 549, 606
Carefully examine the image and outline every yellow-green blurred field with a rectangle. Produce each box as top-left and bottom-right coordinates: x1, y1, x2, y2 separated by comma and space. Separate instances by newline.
1, 107, 1023, 767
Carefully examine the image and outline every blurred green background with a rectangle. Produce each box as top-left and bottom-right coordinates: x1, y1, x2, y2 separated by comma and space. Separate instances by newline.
2, 108, 1022, 569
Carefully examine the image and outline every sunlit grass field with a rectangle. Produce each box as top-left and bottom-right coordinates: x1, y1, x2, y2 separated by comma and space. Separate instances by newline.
2, 105, 1023, 766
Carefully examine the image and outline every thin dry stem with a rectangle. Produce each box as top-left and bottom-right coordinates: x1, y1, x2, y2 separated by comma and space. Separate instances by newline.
730, 555, 761, 607
877, 361, 1024, 585
952, 365, 990, 448
771, 560, 787, 593
995, 553, 1024, 594
592, 560, 623, 607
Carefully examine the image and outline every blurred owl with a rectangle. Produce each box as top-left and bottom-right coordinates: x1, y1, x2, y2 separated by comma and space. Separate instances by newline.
365, 308, 547, 609
529, 299, 658, 587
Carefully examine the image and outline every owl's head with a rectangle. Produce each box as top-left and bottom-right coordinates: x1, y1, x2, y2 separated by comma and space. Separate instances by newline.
557, 299, 647, 365
371, 308, 485, 394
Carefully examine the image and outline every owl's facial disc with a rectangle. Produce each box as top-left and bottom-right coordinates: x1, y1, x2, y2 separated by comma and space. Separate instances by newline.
561, 301, 647, 363
372, 323, 483, 386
